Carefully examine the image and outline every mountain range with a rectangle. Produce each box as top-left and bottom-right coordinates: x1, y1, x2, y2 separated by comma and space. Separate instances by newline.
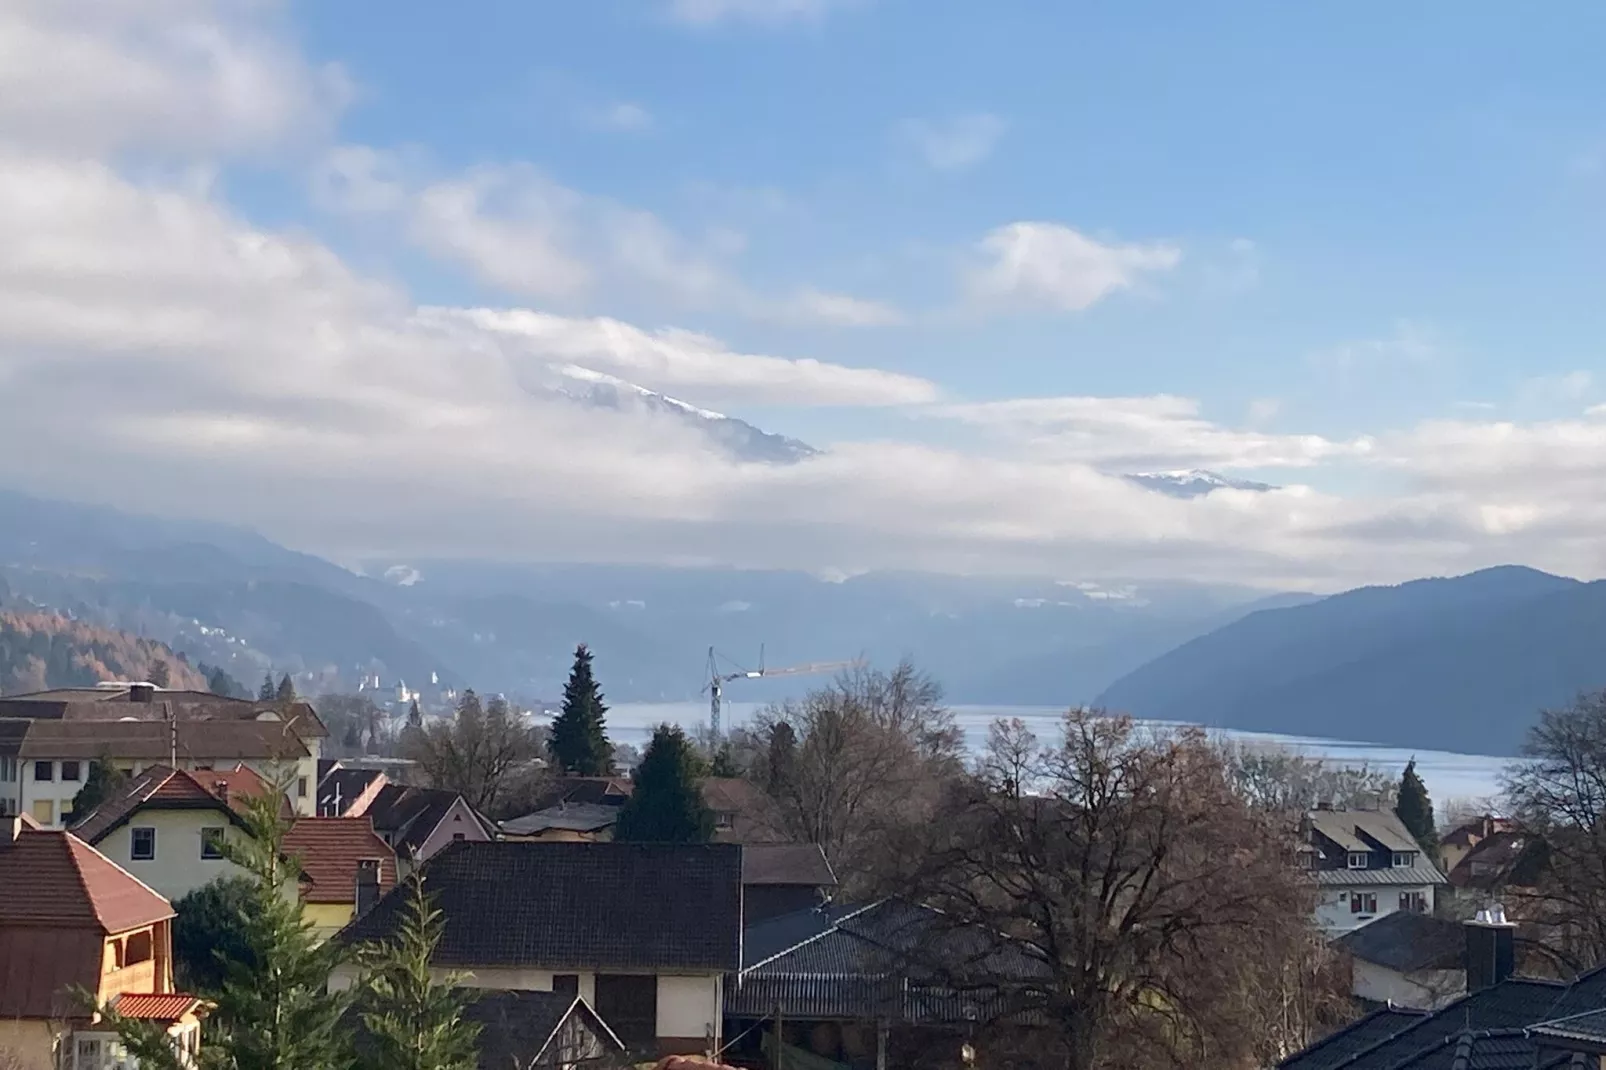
2, 483, 1601, 756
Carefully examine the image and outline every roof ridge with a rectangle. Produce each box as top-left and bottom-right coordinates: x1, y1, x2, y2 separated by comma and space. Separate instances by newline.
1274, 1004, 1426, 1068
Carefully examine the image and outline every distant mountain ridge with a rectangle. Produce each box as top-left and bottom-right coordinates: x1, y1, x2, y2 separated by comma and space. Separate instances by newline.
1125, 470, 1278, 498
1096, 565, 1598, 756
0, 603, 208, 694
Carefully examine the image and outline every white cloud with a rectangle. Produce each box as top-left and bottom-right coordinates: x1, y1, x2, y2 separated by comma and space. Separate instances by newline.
1517, 370, 1593, 406
1308, 321, 1441, 372
931, 395, 1371, 472
966, 222, 1182, 312
418, 307, 934, 406
0, 0, 348, 157
771, 289, 904, 327
589, 102, 654, 132
1246, 397, 1282, 425
667, 0, 854, 26
900, 113, 1007, 171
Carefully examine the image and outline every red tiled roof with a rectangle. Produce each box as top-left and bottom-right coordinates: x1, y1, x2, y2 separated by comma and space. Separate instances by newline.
112, 992, 205, 1021
18, 718, 310, 760
283, 817, 396, 905
0, 925, 108, 1020
0, 828, 172, 932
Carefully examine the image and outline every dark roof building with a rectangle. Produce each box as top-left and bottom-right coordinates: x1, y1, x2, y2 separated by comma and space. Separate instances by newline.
740, 843, 838, 924
316, 765, 388, 817
1281, 911, 1606, 1070
339, 840, 743, 973
15, 717, 311, 760
0, 687, 329, 739
345, 989, 626, 1070
359, 783, 495, 862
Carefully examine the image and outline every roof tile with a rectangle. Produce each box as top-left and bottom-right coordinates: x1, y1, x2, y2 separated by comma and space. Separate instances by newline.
283, 817, 397, 905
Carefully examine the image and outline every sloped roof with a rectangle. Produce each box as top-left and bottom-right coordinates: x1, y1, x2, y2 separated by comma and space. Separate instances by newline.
71, 762, 284, 844
0, 828, 173, 932
1308, 809, 1422, 855
1279, 960, 1606, 1070
17, 717, 309, 760
463, 991, 625, 1069
742, 843, 837, 887
364, 784, 490, 855
112, 993, 206, 1022
533, 776, 633, 810
1314, 864, 1447, 887
1275, 1006, 1429, 1070
283, 818, 396, 905
1334, 911, 1466, 973
318, 767, 385, 816
500, 802, 620, 836
337, 841, 743, 973
729, 898, 1049, 1023
0, 925, 110, 1020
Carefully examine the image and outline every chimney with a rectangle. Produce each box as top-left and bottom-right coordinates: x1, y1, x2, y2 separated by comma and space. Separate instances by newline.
355, 859, 381, 917
129, 683, 155, 704
1465, 904, 1517, 992
213, 781, 229, 805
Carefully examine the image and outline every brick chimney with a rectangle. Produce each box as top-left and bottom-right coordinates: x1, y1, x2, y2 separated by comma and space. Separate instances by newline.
1466, 904, 1517, 992
355, 859, 381, 917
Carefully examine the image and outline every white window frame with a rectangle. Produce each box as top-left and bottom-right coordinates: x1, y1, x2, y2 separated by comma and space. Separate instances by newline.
0, 755, 16, 782
201, 826, 225, 860
131, 826, 157, 861
1391, 851, 1415, 868
1347, 851, 1368, 869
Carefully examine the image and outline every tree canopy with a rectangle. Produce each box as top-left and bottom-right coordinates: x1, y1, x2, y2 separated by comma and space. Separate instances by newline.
70, 759, 128, 823
614, 723, 714, 844
1395, 759, 1438, 860
548, 644, 615, 776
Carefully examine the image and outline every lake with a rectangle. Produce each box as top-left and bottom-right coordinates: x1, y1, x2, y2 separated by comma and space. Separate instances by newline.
607, 701, 1512, 809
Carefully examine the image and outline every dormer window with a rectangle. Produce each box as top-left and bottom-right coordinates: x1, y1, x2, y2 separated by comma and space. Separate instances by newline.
1392, 851, 1416, 868
1347, 851, 1368, 869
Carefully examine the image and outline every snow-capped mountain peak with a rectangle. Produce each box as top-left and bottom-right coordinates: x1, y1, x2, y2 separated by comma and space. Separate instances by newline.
1125, 469, 1277, 498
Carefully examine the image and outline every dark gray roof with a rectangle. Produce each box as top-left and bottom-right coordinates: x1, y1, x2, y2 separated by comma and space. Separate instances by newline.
1279, 961, 1606, 1070
1532, 1007, 1606, 1049
1334, 912, 1466, 973
741, 844, 837, 888
741, 902, 862, 970
1314, 865, 1447, 887
365, 784, 489, 853
728, 899, 1048, 1024
500, 802, 620, 836
317, 767, 383, 816
464, 991, 625, 1070
0, 718, 28, 756
1277, 1007, 1429, 1070
338, 841, 742, 973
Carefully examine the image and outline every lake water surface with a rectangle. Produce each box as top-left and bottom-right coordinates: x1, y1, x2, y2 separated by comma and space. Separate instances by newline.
607, 701, 1512, 807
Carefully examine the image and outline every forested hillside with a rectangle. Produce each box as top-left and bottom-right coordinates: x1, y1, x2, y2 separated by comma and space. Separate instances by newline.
0, 609, 207, 694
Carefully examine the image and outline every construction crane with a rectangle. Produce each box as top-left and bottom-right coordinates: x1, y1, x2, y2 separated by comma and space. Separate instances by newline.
703, 645, 859, 740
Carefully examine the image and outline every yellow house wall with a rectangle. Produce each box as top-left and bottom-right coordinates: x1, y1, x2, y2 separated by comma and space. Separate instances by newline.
304, 901, 355, 942
0, 1019, 59, 1070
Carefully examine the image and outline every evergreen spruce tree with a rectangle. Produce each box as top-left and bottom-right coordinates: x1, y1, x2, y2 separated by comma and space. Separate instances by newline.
98, 776, 352, 1070
548, 644, 615, 776
763, 721, 797, 797
353, 874, 480, 1070
709, 743, 741, 778
1395, 759, 1439, 863
406, 699, 423, 731
70, 758, 128, 824
148, 658, 171, 688
614, 723, 714, 844
259, 673, 276, 701
208, 665, 244, 698
276, 673, 296, 703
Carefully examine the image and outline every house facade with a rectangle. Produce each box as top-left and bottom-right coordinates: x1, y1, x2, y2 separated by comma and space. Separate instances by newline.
1303, 806, 1447, 934
0, 815, 205, 1070
353, 784, 495, 870
334, 841, 742, 1059
1332, 910, 1468, 1010
69, 764, 290, 904
0, 688, 328, 824
282, 817, 398, 940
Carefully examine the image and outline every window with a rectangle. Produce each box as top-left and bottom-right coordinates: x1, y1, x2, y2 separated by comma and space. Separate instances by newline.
124, 930, 152, 965
552, 974, 580, 998
297, 776, 308, 799
1350, 892, 1378, 915
594, 975, 657, 1053
33, 799, 54, 826
34, 761, 54, 782
1392, 851, 1416, 868
201, 827, 225, 860
452, 832, 466, 841
1400, 891, 1428, 912
1347, 851, 1368, 869
715, 812, 735, 830
0, 755, 15, 782
131, 827, 156, 861
61, 799, 75, 825
60, 760, 82, 782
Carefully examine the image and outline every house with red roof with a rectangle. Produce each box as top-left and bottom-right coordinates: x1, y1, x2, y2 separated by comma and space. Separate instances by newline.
70, 763, 293, 904
282, 816, 397, 941
0, 814, 205, 1069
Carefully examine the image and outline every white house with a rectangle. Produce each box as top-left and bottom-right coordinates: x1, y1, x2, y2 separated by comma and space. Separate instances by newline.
1332, 909, 1467, 1010
1303, 805, 1448, 935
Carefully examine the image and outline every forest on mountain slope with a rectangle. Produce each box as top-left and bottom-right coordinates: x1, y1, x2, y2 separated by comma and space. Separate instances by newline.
0, 607, 207, 694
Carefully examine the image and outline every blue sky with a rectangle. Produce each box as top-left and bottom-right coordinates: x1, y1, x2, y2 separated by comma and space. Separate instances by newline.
274, 0, 1606, 442
2, 0, 1605, 588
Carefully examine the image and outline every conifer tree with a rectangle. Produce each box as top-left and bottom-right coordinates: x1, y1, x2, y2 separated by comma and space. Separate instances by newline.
97, 775, 352, 1070
615, 723, 714, 844
1395, 759, 1439, 863
406, 699, 423, 731
70, 758, 128, 824
548, 644, 615, 776
276, 673, 296, 703
259, 673, 276, 701
148, 658, 171, 688
353, 874, 480, 1070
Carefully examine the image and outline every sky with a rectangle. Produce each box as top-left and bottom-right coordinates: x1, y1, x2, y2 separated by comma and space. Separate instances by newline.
2, 0, 1606, 590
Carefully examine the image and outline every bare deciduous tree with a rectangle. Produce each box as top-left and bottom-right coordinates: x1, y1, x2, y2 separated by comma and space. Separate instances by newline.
400, 691, 544, 815
1503, 692, 1606, 974
889, 710, 1345, 1070
1221, 741, 1397, 814
747, 659, 962, 892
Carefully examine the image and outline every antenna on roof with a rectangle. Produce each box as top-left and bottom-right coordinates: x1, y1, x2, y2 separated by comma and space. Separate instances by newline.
167, 702, 177, 768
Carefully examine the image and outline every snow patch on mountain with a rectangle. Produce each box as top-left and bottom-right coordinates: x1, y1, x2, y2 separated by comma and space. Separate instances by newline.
1125, 469, 1278, 499
554, 365, 819, 465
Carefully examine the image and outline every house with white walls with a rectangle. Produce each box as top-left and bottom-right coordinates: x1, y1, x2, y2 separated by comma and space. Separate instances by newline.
1302, 804, 1447, 935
